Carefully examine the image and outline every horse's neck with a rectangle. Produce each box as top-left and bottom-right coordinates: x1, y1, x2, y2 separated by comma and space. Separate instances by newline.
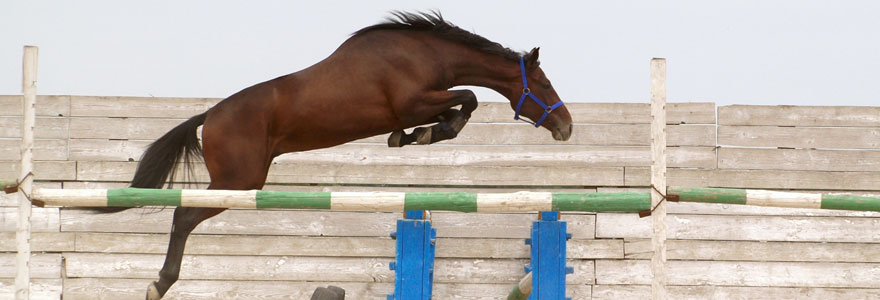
448, 53, 519, 100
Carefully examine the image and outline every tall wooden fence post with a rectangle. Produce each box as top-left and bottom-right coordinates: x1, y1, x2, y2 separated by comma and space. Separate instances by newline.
650, 58, 668, 300
17, 45, 38, 300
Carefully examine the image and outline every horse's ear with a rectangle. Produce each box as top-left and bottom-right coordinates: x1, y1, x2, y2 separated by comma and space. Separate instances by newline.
526, 47, 540, 70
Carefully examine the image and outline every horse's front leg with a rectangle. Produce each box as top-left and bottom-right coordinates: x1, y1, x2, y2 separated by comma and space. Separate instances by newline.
388, 90, 477, 147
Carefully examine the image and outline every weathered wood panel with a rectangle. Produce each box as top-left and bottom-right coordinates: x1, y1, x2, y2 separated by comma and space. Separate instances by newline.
625, 167, 880, 190
0, 95, 70, 117
718, 125, 880, 149
69, 117, 182, 140
0, 139, 67, 161
76, 160, 626, 186
719, 105, 880, 127
62, 278, 592, 300
592, 285, 880, 300
63, 253, 595, 284
0, 116, 68, 139
62, 97, 714, 124
61, 181, 598, 193
624, 239, 880, 262
77, 139, 715, 168
0, 254, 61, 279
72, 233, 620, 259
596, 259, 880, 288
0, 161, 76, 181
68, 139, 148, 162
597, 213, 880, 242
0, 279, 63, 300
277, 144, 716, 168
60, 209, 596, 239
718, 148, 880, 172
0, 207, 59, 232
69, 96, 219, 118
0, 232, 74, 252
67, 117, 715, 146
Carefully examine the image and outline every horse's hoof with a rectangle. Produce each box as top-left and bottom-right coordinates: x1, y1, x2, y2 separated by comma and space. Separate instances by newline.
448, 114, 467, 132
146, 281, 162, 300
414, 127, 432, 145
387, 131, 404, 147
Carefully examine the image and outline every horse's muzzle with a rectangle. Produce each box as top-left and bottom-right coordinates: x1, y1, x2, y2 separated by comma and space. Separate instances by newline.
552, 123, 573, 141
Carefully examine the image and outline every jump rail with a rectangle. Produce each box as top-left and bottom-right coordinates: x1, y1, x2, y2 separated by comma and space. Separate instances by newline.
31, 187, 880, 212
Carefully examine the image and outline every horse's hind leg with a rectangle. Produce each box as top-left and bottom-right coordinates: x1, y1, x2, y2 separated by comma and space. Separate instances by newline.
147, 207, 226, 299
148, 127, 272, 299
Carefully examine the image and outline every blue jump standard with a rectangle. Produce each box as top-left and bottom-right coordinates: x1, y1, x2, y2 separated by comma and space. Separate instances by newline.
388, 210, 569, 299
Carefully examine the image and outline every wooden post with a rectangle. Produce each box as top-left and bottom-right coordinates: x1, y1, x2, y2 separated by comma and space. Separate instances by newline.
650, 58, 667, 300
17, 45, 38, 300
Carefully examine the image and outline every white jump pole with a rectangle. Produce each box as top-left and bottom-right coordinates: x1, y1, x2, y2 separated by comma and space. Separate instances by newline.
650, 58, 668, 300
17, 45, 38, 300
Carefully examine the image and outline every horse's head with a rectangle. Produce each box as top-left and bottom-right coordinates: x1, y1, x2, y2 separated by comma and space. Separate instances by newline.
511, 47, 573, 141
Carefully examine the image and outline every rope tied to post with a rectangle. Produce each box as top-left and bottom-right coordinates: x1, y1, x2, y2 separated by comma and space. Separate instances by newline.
3, 172, 42, 206
638, 184, 679, 218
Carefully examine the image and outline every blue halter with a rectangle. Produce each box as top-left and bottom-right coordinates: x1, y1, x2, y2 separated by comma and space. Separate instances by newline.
513, 56, 564, 127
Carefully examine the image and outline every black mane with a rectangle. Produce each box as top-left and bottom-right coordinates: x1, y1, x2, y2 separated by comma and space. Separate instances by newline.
354, 11, 525, 62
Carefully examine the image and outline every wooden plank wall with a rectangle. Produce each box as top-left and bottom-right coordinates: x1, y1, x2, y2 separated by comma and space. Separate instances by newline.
2, 95, 879, 299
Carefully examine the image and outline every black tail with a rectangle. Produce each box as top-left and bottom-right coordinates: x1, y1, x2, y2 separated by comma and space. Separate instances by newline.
91, 113, 207, 213
131, 113, 207, 189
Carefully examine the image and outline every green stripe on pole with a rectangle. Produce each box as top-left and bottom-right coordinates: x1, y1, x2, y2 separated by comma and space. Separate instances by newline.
669, 187, 746, 205
552, 192, 649, 212
404, 192, 477, 212
255, 191, 331, 209
821, 194, 880, 212
107, 188, 181, 207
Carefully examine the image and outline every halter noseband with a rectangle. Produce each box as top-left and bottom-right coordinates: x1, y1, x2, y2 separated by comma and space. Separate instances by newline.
513, 56, 564, 127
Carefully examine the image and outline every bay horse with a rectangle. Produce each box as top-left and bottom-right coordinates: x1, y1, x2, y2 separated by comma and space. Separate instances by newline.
131, 11, 572, 299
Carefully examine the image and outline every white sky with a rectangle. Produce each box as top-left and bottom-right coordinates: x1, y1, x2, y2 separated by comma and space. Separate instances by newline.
2, 1, 878, 106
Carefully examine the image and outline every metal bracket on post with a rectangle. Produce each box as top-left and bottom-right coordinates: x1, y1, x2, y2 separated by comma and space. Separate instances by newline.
388, 210, 436, 300
524, 211, 572, 300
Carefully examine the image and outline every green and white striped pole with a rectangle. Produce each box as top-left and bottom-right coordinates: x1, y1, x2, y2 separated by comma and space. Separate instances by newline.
31, 187, 880, 213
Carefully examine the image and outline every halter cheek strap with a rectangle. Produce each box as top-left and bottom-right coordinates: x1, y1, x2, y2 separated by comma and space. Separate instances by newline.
513, 56, 565, 127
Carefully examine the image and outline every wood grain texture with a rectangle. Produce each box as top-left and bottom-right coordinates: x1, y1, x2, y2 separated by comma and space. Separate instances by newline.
0, 139, 67, 161
624, 239, 880, 262
60, 209, 596, 239
0, 232, 74, 252
76, 160, 626, 186
718, 148, 880, 172
0, 95, 69, 117
719, 105, 880, 127
0, 161, 76, 181
62, 253, 595, 284
60, 96, 714, 124
595, 259, 880, 288
0, 279, 62, 300
0, 116, 68, 139
625, 167, 880, 191
69, 96, 219, 118
72, 233, 619, 259
0, 207, 59, 232
597, 213, 880, 242
61, 278, 592, 300
592, 285, 880, 300
718, 125, 880, 149
0, 254, 61, 279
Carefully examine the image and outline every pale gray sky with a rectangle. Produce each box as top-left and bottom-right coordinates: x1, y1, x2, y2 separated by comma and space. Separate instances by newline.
2, 1, 878, 105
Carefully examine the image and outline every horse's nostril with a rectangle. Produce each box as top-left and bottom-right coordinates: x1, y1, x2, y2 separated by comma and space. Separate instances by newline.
568, 123, 573, 133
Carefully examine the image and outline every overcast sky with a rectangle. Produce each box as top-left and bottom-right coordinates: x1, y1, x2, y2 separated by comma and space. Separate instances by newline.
2, 1, 878, 106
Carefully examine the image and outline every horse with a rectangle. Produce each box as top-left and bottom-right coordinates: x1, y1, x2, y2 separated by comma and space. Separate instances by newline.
128, 11, 572, 299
